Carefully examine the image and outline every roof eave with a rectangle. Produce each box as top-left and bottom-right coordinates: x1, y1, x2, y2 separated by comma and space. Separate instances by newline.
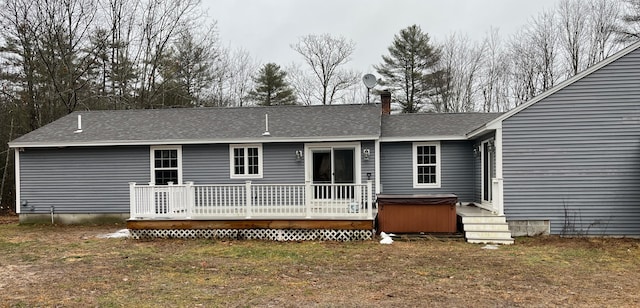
466, 120, 502, 139
9, 135, 381, 148
380, 135, 468, 142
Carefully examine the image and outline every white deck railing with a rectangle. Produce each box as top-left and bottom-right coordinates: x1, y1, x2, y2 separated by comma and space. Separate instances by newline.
129, 181, 374, 220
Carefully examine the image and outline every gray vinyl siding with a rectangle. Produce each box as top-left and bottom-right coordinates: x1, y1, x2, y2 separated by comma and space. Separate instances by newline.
183, 141, 374, 186
19, 141, 375, 214
474, 151, 481, 202
183, 143, 306, 184
379, 141, 474, 201
361, 141, 376, 190
502, 47, 640, 236
19, 146, 149, 214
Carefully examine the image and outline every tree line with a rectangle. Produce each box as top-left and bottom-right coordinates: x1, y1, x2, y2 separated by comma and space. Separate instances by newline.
1, 0, 640, 211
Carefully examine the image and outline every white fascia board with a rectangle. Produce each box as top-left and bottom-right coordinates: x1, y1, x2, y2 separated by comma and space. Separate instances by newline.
480, 40, 640, 131
467, 121, 502, 139
380, 135, 467, 142
9, 135, 381, 148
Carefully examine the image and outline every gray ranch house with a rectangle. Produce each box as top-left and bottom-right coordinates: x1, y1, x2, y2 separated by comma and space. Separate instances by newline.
9, 40, 640, 241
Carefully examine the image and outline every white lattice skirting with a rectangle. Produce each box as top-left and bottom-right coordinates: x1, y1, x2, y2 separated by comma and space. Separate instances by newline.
130, 228, 373, 241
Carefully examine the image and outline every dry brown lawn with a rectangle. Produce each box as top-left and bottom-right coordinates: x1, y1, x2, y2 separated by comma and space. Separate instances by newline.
1, 215, 640, 307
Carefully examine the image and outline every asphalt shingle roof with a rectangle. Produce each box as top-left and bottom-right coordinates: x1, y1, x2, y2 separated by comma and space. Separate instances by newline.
9, 104, 503, 147
10, 104, 382, 146
381, 112, 502, 138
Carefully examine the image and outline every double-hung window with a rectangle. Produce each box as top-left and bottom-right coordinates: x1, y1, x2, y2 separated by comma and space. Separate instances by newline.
230, 144, 263, 178
151, 146, 182, 185
413, 142, 441, 188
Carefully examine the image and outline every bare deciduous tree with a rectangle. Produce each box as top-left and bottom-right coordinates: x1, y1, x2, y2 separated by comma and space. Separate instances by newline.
100, 0, 139, 109
558, 0, 588, 76
530, 9, 560, 92
479, 28, 512, 112
557, 0, 623, 77
136, 0, 201, 108
208, 45, 234, 106
587, 0, 622, 64
619, 0, 640, 40
287, 63, 316, 106
227, 48, 257, 107
509, 29, 539, 105
291, 33, 357, 105
432, 33, 485, 112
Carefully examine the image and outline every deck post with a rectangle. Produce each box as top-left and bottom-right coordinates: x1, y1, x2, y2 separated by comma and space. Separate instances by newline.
366, 180, 373, 219
245, 180, 252, 218
148, 182, 154, 216
129, 182, 136, 219
185, 181, 194, 219
305, 180, 312, 218
492, 178, 504, 216
168, 181, 175, 214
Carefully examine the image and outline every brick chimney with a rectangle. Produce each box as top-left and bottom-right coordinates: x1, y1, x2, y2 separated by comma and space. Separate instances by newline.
380, 90, 391, 115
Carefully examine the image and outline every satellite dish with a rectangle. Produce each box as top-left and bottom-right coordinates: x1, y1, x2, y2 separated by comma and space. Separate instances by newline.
362, 74, 377, 89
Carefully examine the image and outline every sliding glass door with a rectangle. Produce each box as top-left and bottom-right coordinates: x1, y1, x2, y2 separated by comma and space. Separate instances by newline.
309, 145, 357, 199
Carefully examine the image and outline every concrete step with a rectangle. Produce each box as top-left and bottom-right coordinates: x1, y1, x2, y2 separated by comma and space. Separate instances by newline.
467, 238, 515, 245
465, 231, 514, 240
460, 215, 507, 224
463, 223, 510, 232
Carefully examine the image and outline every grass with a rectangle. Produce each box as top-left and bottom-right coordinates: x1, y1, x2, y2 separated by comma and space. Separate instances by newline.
1, 222, 640, 307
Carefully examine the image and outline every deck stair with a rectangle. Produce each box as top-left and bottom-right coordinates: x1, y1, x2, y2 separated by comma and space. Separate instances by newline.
457, 205, 514, 245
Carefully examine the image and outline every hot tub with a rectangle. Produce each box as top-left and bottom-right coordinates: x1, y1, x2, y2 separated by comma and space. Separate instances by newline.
376, 194, 458, 233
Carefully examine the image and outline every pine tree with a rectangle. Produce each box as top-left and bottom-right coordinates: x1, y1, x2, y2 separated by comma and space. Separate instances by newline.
249, 63, 296, 106
375, 25, 441, 113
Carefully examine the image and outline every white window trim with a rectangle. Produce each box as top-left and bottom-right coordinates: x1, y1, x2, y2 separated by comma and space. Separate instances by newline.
150, 146, 183, 185
412, 141, 441, 189
229, 144, 263, 179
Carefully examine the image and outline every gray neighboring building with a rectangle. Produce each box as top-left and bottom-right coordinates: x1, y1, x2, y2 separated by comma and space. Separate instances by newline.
8, 40, 640, 237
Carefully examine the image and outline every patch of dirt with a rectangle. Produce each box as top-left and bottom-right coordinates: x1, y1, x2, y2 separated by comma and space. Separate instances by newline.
0, 214, 18, 224
0, 265, 39, 290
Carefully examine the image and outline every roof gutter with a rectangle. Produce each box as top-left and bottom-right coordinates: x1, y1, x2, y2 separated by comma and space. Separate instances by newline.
8, 135, 382, 149
380, 135, 468, 142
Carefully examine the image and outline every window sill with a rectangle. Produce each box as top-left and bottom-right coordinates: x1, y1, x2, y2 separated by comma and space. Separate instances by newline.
230, 174, 263, 179
413, 183, 441, 189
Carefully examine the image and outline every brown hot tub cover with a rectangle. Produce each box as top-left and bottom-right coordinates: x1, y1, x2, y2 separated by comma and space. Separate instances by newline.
376, 194, 458, 233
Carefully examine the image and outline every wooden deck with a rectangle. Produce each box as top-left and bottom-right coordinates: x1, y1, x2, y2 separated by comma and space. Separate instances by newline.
127, 219, 374, 231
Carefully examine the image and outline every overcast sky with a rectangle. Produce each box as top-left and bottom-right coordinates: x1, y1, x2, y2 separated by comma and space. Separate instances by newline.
203, 0, 562, 73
